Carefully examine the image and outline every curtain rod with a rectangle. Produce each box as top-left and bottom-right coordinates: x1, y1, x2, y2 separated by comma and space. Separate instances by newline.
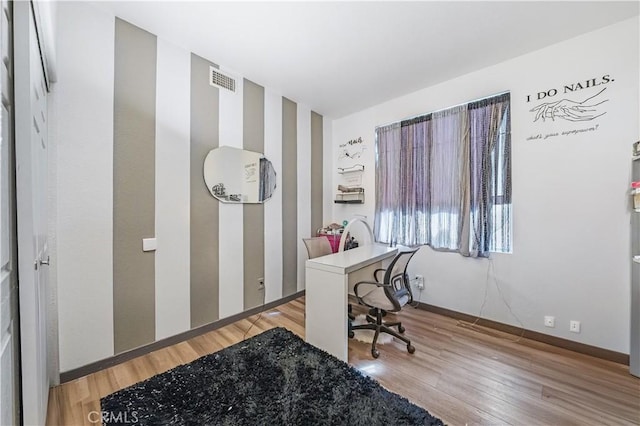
374, 90, 510, 130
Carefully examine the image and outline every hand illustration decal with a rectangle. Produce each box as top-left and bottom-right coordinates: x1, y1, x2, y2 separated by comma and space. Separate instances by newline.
339, 146, 366, 160
530, 88, 608, 122
339, 150, 363, 160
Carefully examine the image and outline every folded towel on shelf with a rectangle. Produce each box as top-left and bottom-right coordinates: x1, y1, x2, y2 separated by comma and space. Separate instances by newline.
338, 184, 364, 193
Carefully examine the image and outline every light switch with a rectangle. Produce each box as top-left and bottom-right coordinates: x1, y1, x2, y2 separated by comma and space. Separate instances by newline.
142, 238, 157, 252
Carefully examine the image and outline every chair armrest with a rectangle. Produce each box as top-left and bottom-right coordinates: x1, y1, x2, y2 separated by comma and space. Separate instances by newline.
373, 268, 386, 282
353, 280, 381, 306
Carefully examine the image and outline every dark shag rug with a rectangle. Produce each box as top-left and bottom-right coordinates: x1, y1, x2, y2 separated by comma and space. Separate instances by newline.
101, 327, 444, 425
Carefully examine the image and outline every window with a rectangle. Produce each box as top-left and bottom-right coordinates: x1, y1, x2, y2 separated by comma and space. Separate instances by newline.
374, 93, 511, 257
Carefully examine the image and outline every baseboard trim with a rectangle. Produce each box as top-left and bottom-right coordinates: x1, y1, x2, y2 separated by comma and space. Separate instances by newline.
416, 302, 629, 365
59, 290, 306, 383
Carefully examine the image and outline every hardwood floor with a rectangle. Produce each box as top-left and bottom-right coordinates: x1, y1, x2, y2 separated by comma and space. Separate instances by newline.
46, 296, 640, 425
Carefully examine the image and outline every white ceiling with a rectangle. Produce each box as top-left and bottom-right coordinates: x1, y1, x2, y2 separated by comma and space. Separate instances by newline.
91, 1, 639, 118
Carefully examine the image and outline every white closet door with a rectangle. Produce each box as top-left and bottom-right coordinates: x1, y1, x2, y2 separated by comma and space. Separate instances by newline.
15, 1, 51, 424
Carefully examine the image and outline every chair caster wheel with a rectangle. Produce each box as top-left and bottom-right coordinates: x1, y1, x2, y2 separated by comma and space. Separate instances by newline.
407, 344, 415, 354
398, 325, 405, 334
371, 348, 380, 358
349, 331, 354, 338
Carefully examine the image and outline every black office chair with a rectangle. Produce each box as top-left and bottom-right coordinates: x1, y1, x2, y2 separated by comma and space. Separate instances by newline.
352, 248, 419, 358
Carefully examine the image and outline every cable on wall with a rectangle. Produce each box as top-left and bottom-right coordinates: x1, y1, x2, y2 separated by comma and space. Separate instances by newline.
457, 257, 526, 343
242, 286, 267, 341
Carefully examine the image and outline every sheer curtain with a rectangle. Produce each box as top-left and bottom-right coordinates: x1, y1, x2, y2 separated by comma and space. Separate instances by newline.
468, 94, 511, 256
428, 105, 469, 253
374, 93, 511, 257
374, 123, 401, 245
399, 117, 430, 246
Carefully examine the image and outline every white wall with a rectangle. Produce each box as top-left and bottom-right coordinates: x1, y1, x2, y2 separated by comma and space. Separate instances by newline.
322, 118, 334, 226
154, 38, 191, 340
217, 67, 245, 319
264, 90, 283, 304
296, 104, 312, 291
331, 18, 639, 353
52, 3, 115, 372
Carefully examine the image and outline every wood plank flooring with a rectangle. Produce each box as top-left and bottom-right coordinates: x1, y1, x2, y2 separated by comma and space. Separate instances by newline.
46, 297, 640, 425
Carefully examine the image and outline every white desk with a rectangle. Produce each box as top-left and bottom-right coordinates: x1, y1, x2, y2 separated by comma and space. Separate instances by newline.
305, 244, 397, 361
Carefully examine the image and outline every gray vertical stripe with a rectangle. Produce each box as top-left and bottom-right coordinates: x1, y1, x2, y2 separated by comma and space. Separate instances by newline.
243, 79, 265, 309
113, 18, 156, 354
310, 111, 323, 236
190, 53, 220, 327
281, 98, 297, 296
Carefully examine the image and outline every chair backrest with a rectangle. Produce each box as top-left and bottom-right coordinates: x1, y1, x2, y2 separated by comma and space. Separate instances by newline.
303, 237, 333, 259
382, 248, 419, 310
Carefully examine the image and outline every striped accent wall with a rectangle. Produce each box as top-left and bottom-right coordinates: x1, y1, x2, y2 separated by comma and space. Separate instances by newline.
60, 15, 325, 365
113, 19, 157, 354
217, 66, 244, 319
296, 104, 312, 291
310, 112, 324, 244
243, 79, 265, 310
190, 54, 220, 328
264, 90, 284, 304
55, 2, 116, 372
155, 38, 190, 340
281, 98, 298, 297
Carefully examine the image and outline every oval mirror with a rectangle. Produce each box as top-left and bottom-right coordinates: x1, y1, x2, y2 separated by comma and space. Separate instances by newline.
203, 146, 277, 203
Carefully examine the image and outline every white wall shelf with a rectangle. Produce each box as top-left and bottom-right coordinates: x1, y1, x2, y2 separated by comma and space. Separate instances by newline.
334, 189, 364, 204
337, 164, 364, 174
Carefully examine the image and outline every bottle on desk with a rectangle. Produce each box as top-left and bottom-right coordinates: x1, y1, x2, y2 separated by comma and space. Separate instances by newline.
345, 237, 359, 250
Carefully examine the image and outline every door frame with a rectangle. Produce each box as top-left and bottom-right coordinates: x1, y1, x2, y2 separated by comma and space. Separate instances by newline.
0, 0, 21, 423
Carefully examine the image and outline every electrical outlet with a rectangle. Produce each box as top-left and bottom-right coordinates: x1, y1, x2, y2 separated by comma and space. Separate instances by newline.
415, 275, 424, 290
257, 277, 265, 290
569, 320, 581, 333
544, 316, 555, 328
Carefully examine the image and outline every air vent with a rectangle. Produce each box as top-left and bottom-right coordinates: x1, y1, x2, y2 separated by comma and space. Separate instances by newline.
209, 66, 236, 92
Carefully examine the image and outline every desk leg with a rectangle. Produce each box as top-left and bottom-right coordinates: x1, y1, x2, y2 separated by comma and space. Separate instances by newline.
305, 267, 348, 361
